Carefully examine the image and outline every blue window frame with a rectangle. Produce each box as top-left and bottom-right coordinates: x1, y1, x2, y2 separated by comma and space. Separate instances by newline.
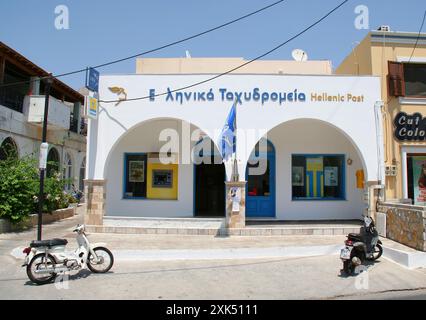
292, 154, 346, 201
123, 153, 148, 199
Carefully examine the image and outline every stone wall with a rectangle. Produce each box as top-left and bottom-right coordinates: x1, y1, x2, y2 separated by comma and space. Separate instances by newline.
84, 180, 106, 226
378, 202, 426, 252
0, 207, 76, 234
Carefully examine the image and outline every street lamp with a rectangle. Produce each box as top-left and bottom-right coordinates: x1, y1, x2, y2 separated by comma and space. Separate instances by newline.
37, 75, 53, 241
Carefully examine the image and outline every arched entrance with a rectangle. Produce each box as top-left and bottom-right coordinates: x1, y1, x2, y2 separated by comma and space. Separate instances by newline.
193, 139, 226, 217
46, 147, 60, 178
63, 152, 73, 190
0, 137, 18, 160
246, 140, 276, 218
79, 157, 86, 191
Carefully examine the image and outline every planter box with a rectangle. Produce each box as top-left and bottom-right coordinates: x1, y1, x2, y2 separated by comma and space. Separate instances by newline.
0, 207, 76, 234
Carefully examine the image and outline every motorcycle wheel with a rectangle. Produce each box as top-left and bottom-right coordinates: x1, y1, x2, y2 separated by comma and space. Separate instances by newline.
26, 253, 57, 285
371, 244, 383, 261
342, 260, 354, 275
87, 247, 114, 274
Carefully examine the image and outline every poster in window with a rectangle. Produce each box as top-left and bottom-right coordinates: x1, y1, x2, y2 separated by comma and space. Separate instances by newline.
292, 167, 305, 186
324, 167, 339, 187
129, 161, 145, 183
412, 156, 426, 205
152, 170, 173, 188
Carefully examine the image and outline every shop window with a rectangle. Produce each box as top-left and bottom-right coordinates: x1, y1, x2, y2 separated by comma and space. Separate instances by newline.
407, 154, 426, 205
292, 155, 345, 200
124, 154, 147, 199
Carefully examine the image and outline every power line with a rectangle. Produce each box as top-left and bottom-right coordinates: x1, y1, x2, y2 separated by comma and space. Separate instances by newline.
0, 0, 286, 89
100, 0, 349, 104
408, 9, 426, 63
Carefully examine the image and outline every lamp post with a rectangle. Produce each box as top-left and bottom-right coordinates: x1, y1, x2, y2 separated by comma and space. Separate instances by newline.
37, 75, 53, 241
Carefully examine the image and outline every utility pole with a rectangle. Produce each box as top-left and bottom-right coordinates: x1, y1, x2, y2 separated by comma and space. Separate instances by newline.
37, 75, 53, 241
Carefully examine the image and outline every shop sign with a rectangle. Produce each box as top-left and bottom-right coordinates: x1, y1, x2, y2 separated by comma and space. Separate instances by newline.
394, 112, 426, 141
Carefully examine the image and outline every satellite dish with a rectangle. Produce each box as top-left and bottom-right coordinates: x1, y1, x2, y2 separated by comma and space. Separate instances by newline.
292, 49, 308, 62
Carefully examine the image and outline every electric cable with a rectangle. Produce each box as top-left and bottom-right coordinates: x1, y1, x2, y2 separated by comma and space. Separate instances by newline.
408, 9, 426, 63
0, 0, 286, 88
100, 0, 349, 104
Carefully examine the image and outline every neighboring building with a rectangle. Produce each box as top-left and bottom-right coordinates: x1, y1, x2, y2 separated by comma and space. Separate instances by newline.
85, 57, 382, 226
0, 42, 87, 191
337, 29, 426, 205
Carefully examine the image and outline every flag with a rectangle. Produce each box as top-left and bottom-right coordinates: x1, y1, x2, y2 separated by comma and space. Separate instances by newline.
218, 102, 237, 161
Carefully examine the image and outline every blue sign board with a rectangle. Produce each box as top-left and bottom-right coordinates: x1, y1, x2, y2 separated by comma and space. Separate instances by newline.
86, 67, 100, 93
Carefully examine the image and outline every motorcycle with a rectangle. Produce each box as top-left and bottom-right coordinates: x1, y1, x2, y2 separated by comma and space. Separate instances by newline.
22, 225, 114, 285
71, 184, 84, 204
340, 216, 383, 275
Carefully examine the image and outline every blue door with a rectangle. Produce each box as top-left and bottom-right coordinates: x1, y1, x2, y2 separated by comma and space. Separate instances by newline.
246, 140, 276, 218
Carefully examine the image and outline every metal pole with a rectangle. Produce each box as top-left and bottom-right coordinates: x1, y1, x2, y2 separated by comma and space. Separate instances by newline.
37, 75, 53, 241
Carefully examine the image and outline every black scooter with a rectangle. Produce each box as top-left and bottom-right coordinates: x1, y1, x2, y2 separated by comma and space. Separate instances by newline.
340, 216, 383, 275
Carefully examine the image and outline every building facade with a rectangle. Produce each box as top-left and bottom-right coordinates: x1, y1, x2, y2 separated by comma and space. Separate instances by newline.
0, 42, 87, 190
337, 30, 426, 205
85, 57, 382, 225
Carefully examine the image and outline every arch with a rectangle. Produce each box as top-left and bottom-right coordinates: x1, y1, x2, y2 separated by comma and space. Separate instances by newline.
46, 147, 60, 178
103, 116, 223, 180
63, 152, 73, 190
0, 137, 19, 160
240, 118, 369, 180
79, 157, 86, 191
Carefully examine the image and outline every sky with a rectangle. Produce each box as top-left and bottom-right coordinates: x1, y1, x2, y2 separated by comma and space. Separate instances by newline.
0, 0, 425, 90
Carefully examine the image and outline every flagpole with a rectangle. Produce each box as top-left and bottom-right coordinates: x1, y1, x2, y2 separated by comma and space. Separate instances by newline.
232, 99, 239, 182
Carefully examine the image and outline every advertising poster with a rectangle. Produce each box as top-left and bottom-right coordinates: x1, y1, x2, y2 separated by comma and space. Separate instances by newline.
129, 161, 145, 183
412, 156, 426, 205
324, 167, 338, 187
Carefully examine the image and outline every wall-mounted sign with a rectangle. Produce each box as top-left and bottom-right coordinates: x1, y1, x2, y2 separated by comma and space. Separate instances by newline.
86, 67, 100, 93
85, 96, 98, 120
394, 112, 426, 141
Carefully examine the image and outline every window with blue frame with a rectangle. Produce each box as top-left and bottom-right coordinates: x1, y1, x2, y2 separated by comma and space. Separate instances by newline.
124, 154, 147, 198
292, 155, 345, 200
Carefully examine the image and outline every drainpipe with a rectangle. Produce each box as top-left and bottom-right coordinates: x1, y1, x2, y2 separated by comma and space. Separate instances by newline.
374, 100, 386, 204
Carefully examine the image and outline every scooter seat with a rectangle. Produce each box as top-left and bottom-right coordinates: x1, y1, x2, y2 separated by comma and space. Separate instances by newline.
30, 239, 68, 248
348, 233, 363, 241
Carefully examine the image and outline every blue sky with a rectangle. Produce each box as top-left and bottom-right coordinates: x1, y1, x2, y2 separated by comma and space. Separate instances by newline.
0, 0, 424, 90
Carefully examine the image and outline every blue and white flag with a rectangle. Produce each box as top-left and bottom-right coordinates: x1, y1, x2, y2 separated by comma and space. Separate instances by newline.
218, 102, 237, 161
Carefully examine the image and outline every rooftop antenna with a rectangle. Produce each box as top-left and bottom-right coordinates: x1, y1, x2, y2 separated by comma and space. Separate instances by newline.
292, 49, 308, 62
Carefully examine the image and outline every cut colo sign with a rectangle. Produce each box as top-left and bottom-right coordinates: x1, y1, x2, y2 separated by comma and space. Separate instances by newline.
394, 112, 426, 141
148, 88, 365, 106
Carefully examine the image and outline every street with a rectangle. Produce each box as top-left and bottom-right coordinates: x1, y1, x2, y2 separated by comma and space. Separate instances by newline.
0, 213, 425, 300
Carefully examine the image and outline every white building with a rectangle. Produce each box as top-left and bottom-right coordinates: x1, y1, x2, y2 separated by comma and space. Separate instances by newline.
85, 57, 383, 226
0, 42, 87, 190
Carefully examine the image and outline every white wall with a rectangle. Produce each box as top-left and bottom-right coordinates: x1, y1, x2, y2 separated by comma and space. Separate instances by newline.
269, 120, 365, 220
104, 119, 199, 217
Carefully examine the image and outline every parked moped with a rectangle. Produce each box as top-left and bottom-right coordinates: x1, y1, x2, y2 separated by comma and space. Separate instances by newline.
22, 225, 114, 285
340, 216, 383, 275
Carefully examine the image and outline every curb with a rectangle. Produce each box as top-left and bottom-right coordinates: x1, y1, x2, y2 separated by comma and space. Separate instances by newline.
382, 246, 426, 269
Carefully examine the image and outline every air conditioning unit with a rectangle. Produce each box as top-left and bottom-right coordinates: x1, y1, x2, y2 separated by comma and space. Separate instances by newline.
377, 25, 391, 32
385, 165, 397, 177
